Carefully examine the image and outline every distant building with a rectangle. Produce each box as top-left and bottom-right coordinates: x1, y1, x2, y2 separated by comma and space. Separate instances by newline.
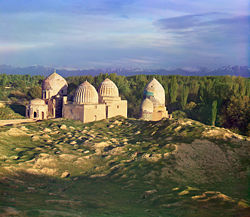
140, 78, 170, 121
26, 72, 127, 122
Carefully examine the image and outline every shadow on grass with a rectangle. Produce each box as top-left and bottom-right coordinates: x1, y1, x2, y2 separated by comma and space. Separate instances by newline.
0, 170, 157, 217
9, 104, 26, 116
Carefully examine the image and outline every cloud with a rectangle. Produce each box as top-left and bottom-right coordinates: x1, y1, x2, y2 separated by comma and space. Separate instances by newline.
155, 13, 221, 29
152, 13, 249, 67
0, 0, 136, 16
155, 13, 249, 30
0, 11, 172, 50
155, 13, 249, 46
0, 42, 53, 53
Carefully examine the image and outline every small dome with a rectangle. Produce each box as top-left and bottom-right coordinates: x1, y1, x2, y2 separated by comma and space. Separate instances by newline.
74, 81, 98, 104
30, 98, 45, 105
42, 71, 68, 96
99, 78, 119, 97
141, 98, 153, 113
144, 78, 165, 105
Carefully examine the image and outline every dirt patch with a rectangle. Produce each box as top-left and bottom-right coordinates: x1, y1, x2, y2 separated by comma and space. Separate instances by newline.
0, 128, 28, 137
161, 139, 240, 184
59, 154, 78, 161
202, 128, 245, 140
33, 155, 58, 169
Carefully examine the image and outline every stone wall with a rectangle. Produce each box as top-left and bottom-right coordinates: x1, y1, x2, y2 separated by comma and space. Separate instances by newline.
63, 103, 106, 123
63, 104, 84, 122
83, 104, 106, 123
106, 100, 127, 119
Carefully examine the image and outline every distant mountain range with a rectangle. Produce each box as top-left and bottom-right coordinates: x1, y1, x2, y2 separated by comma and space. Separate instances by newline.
0, 64, 249, 77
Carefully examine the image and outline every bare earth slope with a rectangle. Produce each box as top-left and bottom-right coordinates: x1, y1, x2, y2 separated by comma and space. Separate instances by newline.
0, 117, 249, 216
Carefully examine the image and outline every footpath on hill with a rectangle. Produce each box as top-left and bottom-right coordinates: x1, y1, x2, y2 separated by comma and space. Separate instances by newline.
0, 119, 36, 126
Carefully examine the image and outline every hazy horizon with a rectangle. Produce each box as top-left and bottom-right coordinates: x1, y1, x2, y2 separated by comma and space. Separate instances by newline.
0, 0, 249, 69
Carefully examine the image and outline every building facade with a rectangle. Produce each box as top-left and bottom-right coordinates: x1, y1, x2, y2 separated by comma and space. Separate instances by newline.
26, 98, 48, 120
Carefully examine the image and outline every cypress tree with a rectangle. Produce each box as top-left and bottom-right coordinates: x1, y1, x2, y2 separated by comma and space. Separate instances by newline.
211, 100, 217, 126
180, 85, 189, 109
169, 76, 178, 103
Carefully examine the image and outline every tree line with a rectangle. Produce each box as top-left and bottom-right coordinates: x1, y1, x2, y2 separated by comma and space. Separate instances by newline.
0, 73, 249, 136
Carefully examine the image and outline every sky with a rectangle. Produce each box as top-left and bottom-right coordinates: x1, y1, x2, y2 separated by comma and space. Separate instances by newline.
0, 0, 249, 69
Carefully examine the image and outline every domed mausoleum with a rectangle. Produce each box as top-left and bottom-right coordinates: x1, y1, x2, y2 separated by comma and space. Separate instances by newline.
140, 78, 170, 121
26, 72, 127, 123
42, 70, 68, 118
63, 81, 106, 123
26, 70, 67, 119
63, 78, 127, 123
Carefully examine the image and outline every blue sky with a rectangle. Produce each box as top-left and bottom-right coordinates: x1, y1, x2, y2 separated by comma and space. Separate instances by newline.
0, 0, 249, 69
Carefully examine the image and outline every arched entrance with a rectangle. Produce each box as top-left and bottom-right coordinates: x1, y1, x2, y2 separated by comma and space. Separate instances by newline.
34, 111, 37, 118
42, 112, 45, 120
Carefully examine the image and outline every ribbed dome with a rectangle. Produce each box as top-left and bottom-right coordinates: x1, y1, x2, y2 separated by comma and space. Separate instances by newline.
74, 81, 98, 104
30, 98, 45, 105
42, 71, 68, 97
99, 78, 119, 97
144, 78, 165, 105
141, 98, 153, 113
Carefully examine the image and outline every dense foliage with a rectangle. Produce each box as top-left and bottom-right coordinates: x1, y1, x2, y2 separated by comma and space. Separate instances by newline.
0, 74, 43, 102
0, 73, 249, 135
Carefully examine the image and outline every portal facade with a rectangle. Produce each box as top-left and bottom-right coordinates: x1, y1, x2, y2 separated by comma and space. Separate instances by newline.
26, 98, 48, 120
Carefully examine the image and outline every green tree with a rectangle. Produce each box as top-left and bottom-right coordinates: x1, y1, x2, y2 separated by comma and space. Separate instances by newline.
180, 85, 189, 109
27, 86, 42, 99
1, 74, 8, 86
211, 100, 217, 126
169, 76, 178, 103
219, 96, 249, 135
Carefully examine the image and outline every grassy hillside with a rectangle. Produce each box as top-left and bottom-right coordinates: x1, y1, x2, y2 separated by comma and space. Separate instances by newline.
0, 105, 24, 120
0, 117, 249, 216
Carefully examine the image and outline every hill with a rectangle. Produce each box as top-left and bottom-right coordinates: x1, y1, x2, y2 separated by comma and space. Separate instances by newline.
0, 64, 249, 77
0, 117, 249, 216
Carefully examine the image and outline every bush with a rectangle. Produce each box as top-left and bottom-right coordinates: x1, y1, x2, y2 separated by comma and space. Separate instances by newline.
27, 86, 42, 99
172, 110, 187, 119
